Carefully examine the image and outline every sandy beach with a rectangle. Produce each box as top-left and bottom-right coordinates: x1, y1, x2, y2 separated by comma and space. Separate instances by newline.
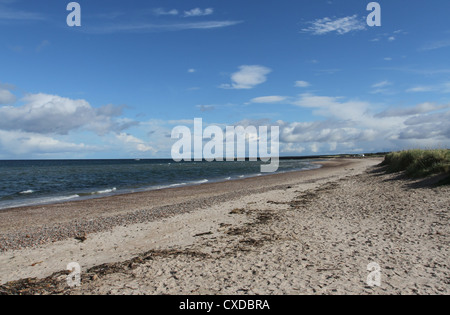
0, 158, 448, 295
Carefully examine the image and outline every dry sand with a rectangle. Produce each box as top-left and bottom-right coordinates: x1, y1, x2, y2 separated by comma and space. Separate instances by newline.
0, 158, 448, 295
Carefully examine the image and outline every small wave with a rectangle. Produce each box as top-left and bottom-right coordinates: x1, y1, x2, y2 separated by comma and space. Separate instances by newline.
238, 175, 245, 178
20, 190, 34, 194
192, 179, 208, 184
150, 183, 187, 190
79, 188, 117, 197
94, 187, 117, 195
0, 194, 81, 210
48, 195, 80, 202
168, 183, 187, 188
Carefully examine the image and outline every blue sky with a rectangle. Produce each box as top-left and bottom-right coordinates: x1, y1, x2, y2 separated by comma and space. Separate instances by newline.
1, 0, 449, 159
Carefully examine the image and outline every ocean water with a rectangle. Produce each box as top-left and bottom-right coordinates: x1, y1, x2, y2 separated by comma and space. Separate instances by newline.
0, 159, 320, 210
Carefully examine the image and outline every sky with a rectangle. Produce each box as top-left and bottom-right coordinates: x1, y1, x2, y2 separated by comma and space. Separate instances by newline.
0, 0, 449, 159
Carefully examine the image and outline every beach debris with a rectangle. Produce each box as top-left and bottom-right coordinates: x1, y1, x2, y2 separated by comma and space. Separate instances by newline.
0, 249, 211, 295
227, 227, 250, 236
230, 208, 246, 215
74, 233, 87, 243
267, 200, 288, 205
193, 232, 213, 238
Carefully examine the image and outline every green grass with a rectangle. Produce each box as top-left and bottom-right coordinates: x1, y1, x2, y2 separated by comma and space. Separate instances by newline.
381, 149, 450, 184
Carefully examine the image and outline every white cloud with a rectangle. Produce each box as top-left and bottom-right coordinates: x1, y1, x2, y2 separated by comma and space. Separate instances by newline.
250, 96, 287, 104
274, 93, 450, 153
188, 68, 196, 73
144, 95, 450, 157
0, 130, 92, 156
372, 81, 391, 89
116, 133, 156, 153
88, 20, 243, 34
371, 30, 406, 43
370, 80, 393, 94
154, 8, 179, 16
281, 143, 305, 154
310, 143, 320, 153
220, 65, 272, 90
406, 86, 435, 93
376, 102, 450, 118
420, 39, 450, 51
239, 98, 449, 155
0, 93, 135, 135
184, 8, 214, 17
295, 81, 311, 88
400, 110, 450, 140
292, 93, 372, 122
406, 82, 450, 93
0, 87, 16, 104
0, 2, 45, 22
302, 15, 366, 35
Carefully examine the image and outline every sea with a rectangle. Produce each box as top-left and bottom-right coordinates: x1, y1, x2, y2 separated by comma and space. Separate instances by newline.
0, 159, 321, 210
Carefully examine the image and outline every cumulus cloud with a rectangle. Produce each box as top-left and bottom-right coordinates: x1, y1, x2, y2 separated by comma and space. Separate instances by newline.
237, 93, 450, 155
0, 93, 137, 135
0, 89, 162, 158
277, 120, 377, 144
292, 93, 372, 122
220, 65, 272, 90
0, 87, 16, 104
397, 110, 450, 140
0, 129, 92, 156
302, 15, 366, 35
116, 133, 156, 153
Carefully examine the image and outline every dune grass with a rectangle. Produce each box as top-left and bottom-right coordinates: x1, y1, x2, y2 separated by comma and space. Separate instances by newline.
381, 149, 450, 184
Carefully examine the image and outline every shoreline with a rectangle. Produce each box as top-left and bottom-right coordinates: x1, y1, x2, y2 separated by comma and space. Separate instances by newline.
0, 161, 322, 212
0, 159, 351, 236
2, 156, 447, 295
0, 158, 372, 283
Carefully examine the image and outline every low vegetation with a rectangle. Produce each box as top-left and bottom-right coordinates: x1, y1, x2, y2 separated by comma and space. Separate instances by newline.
381, 149, 450, 184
